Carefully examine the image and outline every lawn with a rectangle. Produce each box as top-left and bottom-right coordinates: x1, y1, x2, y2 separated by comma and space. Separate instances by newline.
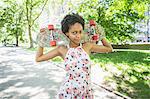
90, 49, 150, 99
29, 47, 150, 99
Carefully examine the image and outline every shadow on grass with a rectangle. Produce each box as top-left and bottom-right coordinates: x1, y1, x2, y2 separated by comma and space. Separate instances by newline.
90, 50, 150, 99
113, 76, 150, 99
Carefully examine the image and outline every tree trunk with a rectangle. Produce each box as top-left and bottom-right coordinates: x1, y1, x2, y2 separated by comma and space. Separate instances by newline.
26, 0, 33, 48
147, 4, 150, 42
15, 31, 19, 47
28, 25, 33, 48
25, 0, 48, 48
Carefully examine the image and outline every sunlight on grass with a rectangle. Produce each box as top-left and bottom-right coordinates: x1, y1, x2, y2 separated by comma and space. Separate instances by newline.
90, 50, 150, 99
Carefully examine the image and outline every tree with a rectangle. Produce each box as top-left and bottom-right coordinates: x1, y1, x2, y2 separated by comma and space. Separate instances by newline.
0, 0, 25, 46
76, 0, 148, 44
24, 0, 48, 48
146, 4, 150, 41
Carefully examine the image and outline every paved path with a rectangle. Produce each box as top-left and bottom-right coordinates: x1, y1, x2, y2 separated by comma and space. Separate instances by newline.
0, 46, 126, 99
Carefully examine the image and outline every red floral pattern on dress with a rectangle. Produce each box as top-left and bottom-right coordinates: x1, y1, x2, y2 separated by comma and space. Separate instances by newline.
56, 44, 94, 99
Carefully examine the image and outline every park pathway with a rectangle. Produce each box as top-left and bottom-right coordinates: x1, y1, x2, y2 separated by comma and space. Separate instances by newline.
0, 46, 128, 99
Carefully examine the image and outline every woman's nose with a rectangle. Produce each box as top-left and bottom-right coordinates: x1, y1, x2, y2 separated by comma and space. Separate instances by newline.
76, 33, 81, 38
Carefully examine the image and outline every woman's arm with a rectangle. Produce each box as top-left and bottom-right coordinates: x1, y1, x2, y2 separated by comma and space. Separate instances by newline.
90, 37, 113, 53
35, 46, 60, 62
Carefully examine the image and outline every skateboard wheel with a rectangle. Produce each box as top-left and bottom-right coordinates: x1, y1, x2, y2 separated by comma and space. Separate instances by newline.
89, 20, 96, 26
48, 24, 54, 30
92, 35, 98, 41
50, 40, 56, 46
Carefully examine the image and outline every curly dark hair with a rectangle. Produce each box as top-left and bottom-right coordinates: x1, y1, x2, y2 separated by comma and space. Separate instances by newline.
61, 13, 85, 34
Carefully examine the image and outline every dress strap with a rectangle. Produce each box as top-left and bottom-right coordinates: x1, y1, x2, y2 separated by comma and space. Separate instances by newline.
79, 43, 82, 47
67, 44, 70, 49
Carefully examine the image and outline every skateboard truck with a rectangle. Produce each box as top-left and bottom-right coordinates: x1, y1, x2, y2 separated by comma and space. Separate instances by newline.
48, 24, 56, 46
89, 20, 99, 41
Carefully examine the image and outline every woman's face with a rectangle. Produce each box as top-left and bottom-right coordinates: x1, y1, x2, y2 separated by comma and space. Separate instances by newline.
66, 23, 83, 45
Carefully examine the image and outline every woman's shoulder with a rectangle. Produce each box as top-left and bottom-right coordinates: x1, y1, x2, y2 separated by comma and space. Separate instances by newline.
57, 45, 68, 54
55, 45, 68, 59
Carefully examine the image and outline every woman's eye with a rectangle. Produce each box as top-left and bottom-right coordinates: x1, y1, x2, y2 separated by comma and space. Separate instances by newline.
72, 32, 77, 35
79, 31, 82, 34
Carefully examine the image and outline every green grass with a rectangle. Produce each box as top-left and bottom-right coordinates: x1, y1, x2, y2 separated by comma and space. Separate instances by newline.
90, 50, 150, 99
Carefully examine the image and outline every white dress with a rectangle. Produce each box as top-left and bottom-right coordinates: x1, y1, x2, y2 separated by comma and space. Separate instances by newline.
56, 44, 94, 99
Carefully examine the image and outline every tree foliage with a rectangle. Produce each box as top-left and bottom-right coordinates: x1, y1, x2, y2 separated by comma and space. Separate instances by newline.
0, 0, 25, 46
0, 0, 149, 46
76, 0, 149, 44
0, 0, 48, 47
24, 0, 48, 48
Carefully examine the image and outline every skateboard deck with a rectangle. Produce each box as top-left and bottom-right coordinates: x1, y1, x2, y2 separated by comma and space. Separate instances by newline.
36, 20, 105, 47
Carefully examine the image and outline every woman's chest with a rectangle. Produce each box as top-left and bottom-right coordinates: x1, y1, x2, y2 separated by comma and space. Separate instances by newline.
60, 46, 90, 59
64, 48, 91, 66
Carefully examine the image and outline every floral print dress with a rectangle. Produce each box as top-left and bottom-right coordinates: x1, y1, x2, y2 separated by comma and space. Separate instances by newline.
56, 44, 94, 99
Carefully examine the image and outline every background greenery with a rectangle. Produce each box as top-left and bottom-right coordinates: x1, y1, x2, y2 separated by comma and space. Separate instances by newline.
1, 0, 150, 98
90, 50, 150, 99
0, 0, 150, 47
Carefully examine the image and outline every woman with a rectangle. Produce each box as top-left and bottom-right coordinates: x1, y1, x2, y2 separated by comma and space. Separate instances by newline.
36, 13, 113, 99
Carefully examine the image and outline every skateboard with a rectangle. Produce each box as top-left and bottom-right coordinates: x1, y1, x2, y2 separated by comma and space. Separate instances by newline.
36, 20, 105, 47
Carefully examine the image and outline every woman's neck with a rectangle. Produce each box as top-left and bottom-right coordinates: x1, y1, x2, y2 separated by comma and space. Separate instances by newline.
69, 42, 80, 48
